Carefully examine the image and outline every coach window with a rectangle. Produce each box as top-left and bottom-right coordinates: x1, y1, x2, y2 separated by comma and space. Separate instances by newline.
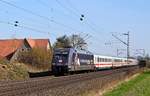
120, 60, 122, 62
105, 59, 107, 62
120, 59, 122, 62
105, 58, 107, 62
101, 58, 103, 62
102, 58, 104, 62
115, 59, 119, 62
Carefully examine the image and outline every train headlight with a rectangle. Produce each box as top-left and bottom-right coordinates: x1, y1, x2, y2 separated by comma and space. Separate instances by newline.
68, 66, 71, 68
59, 60, 62, 63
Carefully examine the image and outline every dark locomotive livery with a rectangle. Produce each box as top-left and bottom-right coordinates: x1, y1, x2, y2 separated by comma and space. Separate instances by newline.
52, 48, 94, 74
52, 48, 138, 75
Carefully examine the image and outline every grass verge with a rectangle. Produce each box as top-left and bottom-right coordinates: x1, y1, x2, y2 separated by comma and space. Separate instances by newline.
104, 70, 150, 96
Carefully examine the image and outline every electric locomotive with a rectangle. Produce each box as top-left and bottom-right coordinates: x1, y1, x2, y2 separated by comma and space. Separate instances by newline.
52, 48, 94, 75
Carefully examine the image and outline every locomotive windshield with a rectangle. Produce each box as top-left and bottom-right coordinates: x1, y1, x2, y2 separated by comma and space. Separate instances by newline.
53, 54, 68, 64
52, 50, 69, 65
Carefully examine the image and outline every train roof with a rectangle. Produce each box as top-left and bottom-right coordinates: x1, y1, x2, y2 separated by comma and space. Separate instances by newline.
54, 48, 93, 55
94, 54, 128, 60
94, 55, 113, 58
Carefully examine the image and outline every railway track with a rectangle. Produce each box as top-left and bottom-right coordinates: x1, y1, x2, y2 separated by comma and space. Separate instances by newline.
0, 66, 139, 96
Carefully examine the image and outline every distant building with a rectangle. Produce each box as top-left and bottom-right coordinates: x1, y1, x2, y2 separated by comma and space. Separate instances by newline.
0, 38, 52, 62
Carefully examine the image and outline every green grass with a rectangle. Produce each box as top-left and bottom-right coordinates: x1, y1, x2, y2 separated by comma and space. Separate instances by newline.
104, 71, 150, 96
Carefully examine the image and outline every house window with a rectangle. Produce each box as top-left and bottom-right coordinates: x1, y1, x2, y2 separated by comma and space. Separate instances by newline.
22, 49, 25, 51
27, 48, 30, 51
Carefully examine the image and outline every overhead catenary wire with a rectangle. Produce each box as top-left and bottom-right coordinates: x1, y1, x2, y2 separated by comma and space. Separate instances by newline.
58, 0, 117, 55
54, 0, 98, 41
0, 20, 57, 36
0, 0, 50, 20
55, 0, 79, 17
65, 0, 102, 34
35, 0, 85, 36
35, 0, 80, 22
65, 0, 81, 16
1, 0, 103, 46
0, 0, 83, 33
3, 10, 51, 29
2, 10, 78, 37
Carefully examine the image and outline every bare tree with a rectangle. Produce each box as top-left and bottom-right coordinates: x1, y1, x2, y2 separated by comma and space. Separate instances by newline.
69, 34, 87, 50
53, 34, 88, 50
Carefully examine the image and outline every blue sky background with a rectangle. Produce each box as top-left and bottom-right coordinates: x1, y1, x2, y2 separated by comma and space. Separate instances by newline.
0, 0, 150, 57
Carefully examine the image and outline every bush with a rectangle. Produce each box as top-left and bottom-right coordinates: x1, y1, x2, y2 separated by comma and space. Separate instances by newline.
0, 58, 9, 65
18, 48, 52, 70
0, 63, 29, 80
7, 63, 29, 80
146, 60, 150, 68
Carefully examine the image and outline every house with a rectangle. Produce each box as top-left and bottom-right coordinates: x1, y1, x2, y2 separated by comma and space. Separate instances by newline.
0, 38, 52, 62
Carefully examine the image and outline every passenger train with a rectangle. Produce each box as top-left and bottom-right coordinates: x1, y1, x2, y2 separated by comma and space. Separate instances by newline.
52, 48, 138, 75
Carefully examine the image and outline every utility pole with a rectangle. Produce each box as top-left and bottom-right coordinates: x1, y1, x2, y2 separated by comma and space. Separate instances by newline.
127, 31, 130, 59
123, 31, 130, 60
112, 31, 130, 64
117, 49, 119, 57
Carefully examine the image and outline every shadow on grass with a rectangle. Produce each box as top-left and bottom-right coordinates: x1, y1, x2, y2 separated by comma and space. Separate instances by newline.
143, 71, 150, 75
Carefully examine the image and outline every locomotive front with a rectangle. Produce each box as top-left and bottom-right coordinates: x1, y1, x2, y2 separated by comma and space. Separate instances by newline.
52, 48, 72, 75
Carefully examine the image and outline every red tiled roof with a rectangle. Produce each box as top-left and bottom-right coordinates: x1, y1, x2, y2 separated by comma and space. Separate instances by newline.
0, 38, 50, 59
0, 39, 23, 58
26, 39, 49, 49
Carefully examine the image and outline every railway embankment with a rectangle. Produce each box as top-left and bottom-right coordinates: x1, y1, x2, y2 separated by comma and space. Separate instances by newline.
104, 69, 150, 96
0, 66, 142, 96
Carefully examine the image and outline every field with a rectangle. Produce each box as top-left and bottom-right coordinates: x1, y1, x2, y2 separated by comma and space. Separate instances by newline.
104, 70, 150, 96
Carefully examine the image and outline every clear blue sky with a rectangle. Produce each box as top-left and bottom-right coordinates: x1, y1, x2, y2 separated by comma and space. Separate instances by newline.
0, 0, 150, 57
